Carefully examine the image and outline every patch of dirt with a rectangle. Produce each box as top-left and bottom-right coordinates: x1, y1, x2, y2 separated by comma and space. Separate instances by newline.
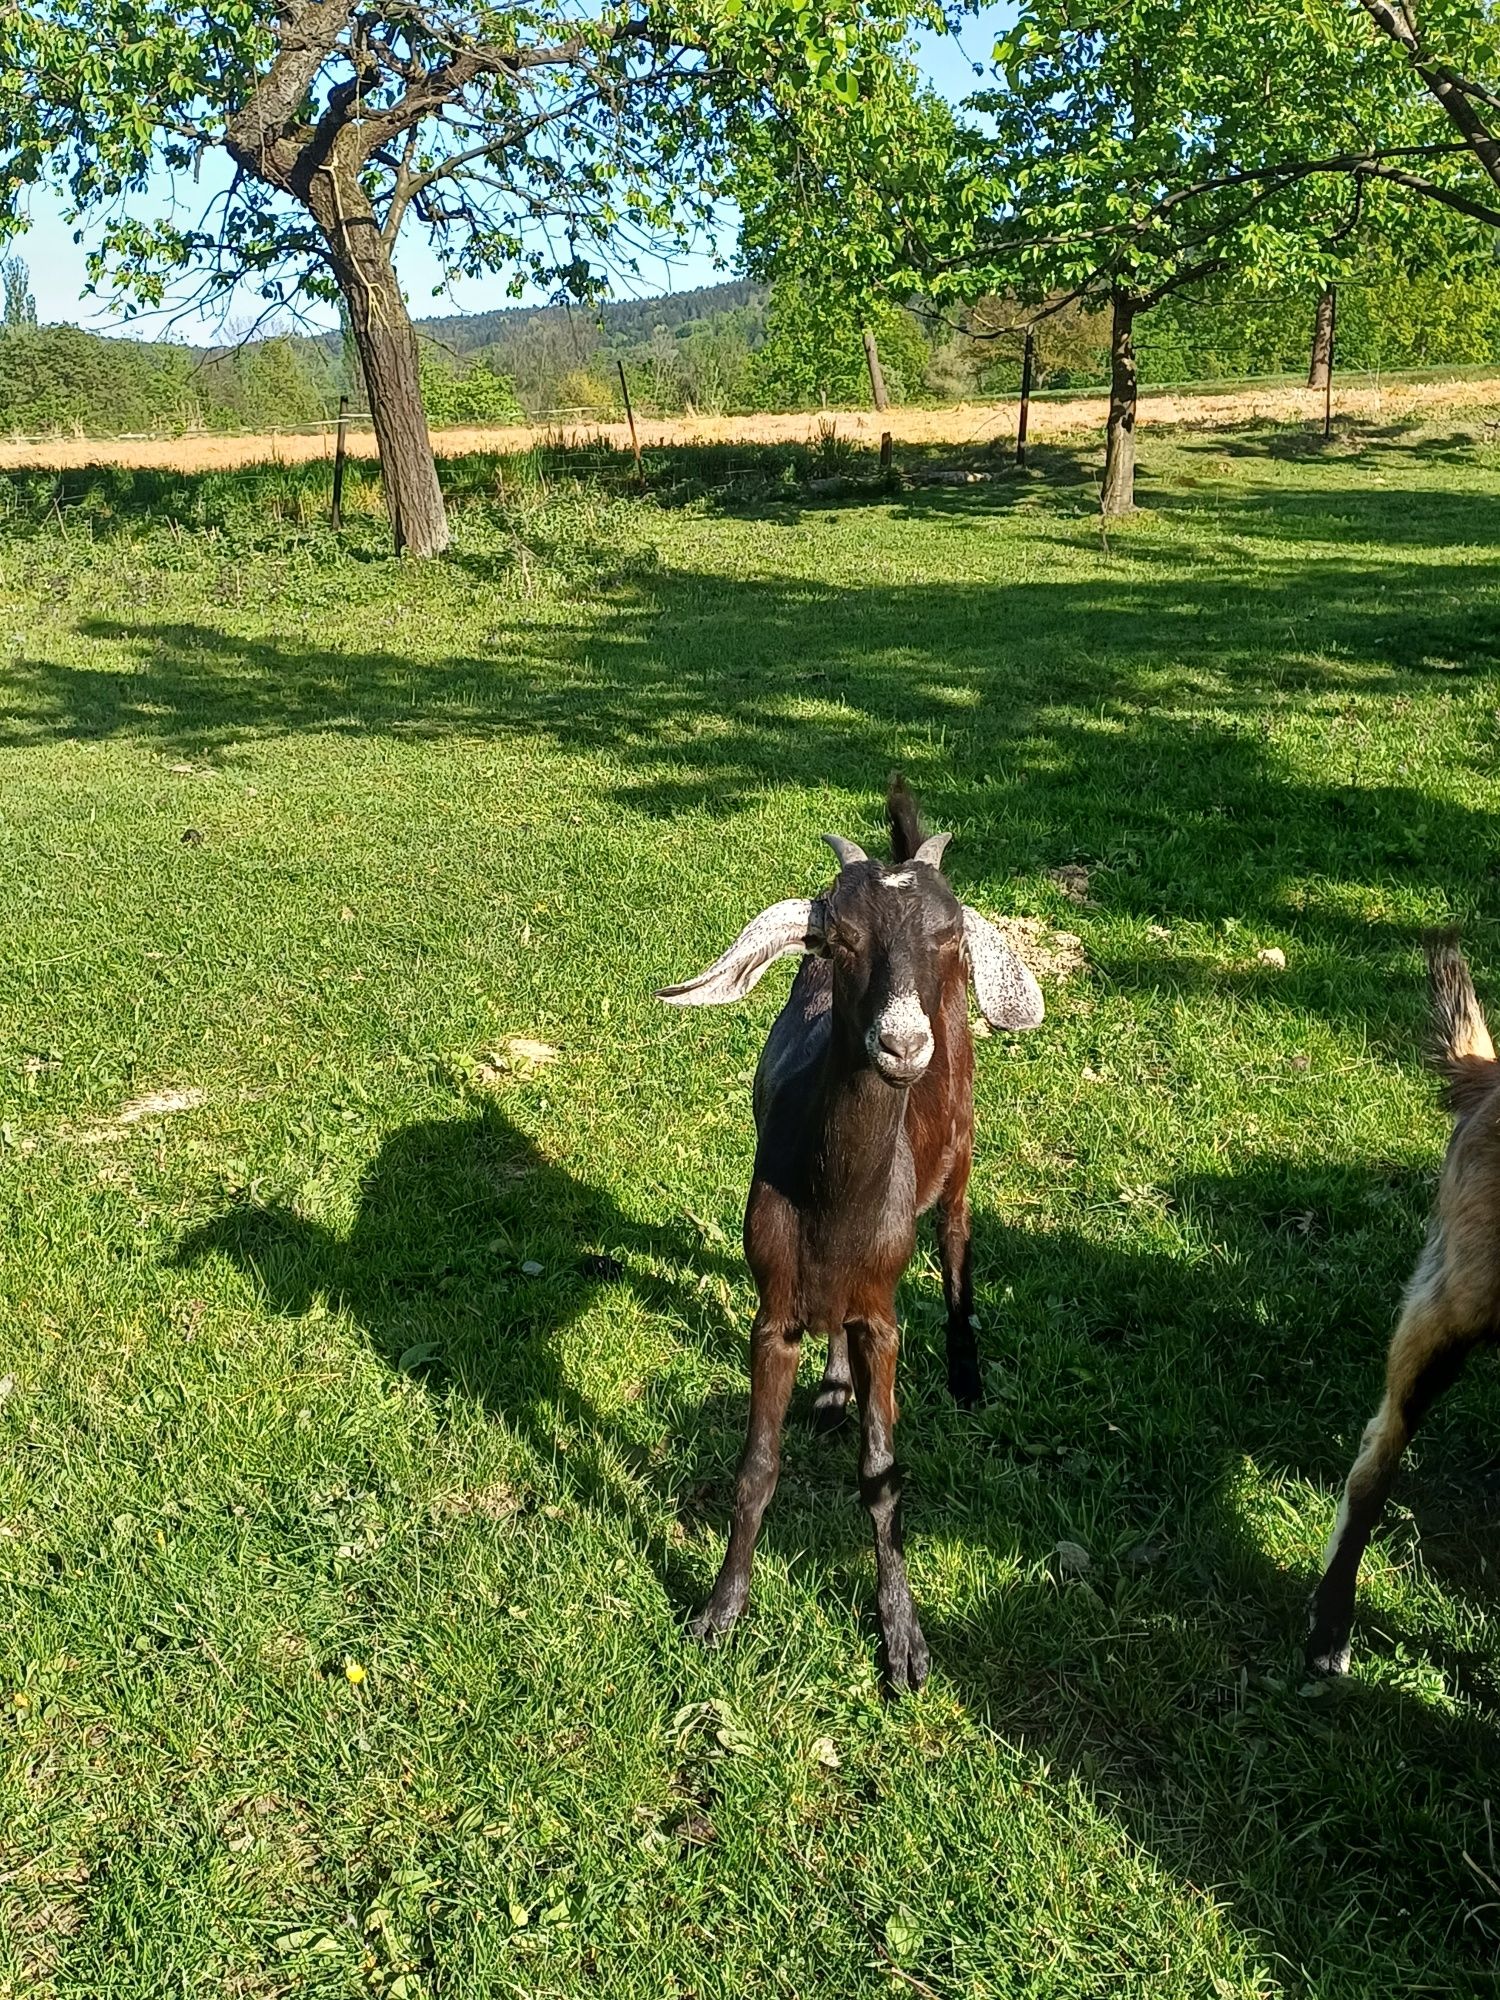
1046, 864, 1093, 906
428, 1483, 523, 1522
0, 1849, 91, 1983
995, 918, 1088, 984
66, 1087, 206, 1146
472, 1037, 560, 1088
6, 375, 1498, 471
116, 1088, 205, 1124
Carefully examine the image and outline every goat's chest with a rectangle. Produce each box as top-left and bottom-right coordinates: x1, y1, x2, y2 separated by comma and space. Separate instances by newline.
753, 1142, 920, 1334
803, 1210, 918, 1333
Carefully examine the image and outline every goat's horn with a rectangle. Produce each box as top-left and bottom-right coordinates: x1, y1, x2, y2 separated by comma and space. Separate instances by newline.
913, 832, 952, 871
822, 834, 867, 869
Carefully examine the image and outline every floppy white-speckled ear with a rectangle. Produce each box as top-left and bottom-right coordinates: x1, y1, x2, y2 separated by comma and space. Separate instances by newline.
962, 907, 1045, 1029
657, 899, 825, 1007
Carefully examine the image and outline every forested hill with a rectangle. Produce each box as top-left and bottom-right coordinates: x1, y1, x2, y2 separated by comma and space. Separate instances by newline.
0, 275, 772, 437
415, 279, 765, 359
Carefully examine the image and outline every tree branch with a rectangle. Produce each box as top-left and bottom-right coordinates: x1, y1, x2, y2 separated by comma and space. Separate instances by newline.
1355, 0, 1500, 193
378, 125, 421, 244
914, 281, 1095, 341
1139, 252, 1230, 310
949, 143, 1500, 274
346, 31, 594, 158
1358, 158, 1500, 228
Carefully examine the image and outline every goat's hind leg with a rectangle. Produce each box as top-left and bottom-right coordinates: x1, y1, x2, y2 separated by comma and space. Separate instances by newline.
690, 1312, 802, 1646
1307, 1284, 1479, 1676
937, 1186, 981, 1407
849, 1316, 929, 1693
813, 1325, 853, 1433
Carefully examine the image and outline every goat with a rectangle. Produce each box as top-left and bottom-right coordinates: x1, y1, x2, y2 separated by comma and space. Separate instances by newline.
658, 777, 1044, 1690
1307, 931, 1500, 1676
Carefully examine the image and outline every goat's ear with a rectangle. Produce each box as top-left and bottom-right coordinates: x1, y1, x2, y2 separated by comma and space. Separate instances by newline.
657, 898, 824, 1007
961, 907, 1045, 1030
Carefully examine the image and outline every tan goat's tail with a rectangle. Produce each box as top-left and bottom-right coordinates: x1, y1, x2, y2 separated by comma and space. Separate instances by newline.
1425, 929, 1500, 1118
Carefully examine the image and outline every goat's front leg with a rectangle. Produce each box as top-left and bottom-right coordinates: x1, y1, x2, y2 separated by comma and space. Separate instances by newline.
813, 1325, 853, 1432
849, 1317, 928, 1693
936, 1185, 981, 1407
690, 1314, 802, 1646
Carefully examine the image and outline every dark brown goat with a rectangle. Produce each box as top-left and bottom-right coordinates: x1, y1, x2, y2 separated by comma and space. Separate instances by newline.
1307, 932, 1500, 1676
658, 778, 1044, 1689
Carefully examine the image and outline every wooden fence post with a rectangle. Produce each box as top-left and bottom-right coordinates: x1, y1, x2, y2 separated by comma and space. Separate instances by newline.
617, 361, 643, 488
1323, 288, 1337, 443
331, 394, 349, 529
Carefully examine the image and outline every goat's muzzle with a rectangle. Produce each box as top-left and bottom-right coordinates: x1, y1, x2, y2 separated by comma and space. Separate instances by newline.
866, 996, 935, 1085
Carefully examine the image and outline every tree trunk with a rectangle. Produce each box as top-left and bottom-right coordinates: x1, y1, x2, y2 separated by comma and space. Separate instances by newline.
1308, 286, 1336, 390
1100, 290, 1138, 516
862, 327, 890, 412
310, 176, 449, 558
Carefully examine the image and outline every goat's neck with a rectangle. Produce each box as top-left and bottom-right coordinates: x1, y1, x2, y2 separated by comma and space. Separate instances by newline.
808, 1037, 909, 1213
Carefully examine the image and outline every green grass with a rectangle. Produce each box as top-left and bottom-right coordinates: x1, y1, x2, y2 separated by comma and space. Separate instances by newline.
3, 416, 1500, 1998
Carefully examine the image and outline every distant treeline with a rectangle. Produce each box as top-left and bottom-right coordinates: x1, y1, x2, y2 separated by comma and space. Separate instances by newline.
2, 256, 1499, 439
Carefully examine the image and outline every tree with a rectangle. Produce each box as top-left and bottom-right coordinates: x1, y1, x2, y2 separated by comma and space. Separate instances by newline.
738, 0, 1500, 508
939, 0, 1447, 511
419, 346, 524, 425
18, 0, 912, 554
0, 320, 200, 433
232, 332, 329, 428
2, 254, 36, 325
744, 281, 930, 408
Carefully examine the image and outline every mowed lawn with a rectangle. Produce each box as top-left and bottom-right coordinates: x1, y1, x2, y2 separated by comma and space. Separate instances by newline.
3, 422, 1500, 1999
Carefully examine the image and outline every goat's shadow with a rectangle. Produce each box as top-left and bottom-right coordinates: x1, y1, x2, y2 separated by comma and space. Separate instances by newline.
180, 1104, 1500, 1985
175, 1103, 756, 1614
174, 1099, 971, 1621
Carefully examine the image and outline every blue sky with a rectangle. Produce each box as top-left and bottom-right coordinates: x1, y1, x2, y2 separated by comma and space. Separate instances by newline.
11, 14, 1003, 341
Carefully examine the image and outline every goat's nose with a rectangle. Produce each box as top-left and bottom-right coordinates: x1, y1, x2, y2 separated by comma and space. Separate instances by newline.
879, 1025, 929, 1064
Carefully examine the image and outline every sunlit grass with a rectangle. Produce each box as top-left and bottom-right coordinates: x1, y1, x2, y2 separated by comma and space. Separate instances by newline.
3, 418, 1500, 1997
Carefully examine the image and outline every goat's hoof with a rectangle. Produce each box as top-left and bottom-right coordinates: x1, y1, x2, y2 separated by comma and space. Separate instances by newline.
1304, 1631, 1351, 1679
688, 1601, 742, 1649
947, 1365, 982, 1410
880, 1615, 930, 1695
812, 1385, 851, 1433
